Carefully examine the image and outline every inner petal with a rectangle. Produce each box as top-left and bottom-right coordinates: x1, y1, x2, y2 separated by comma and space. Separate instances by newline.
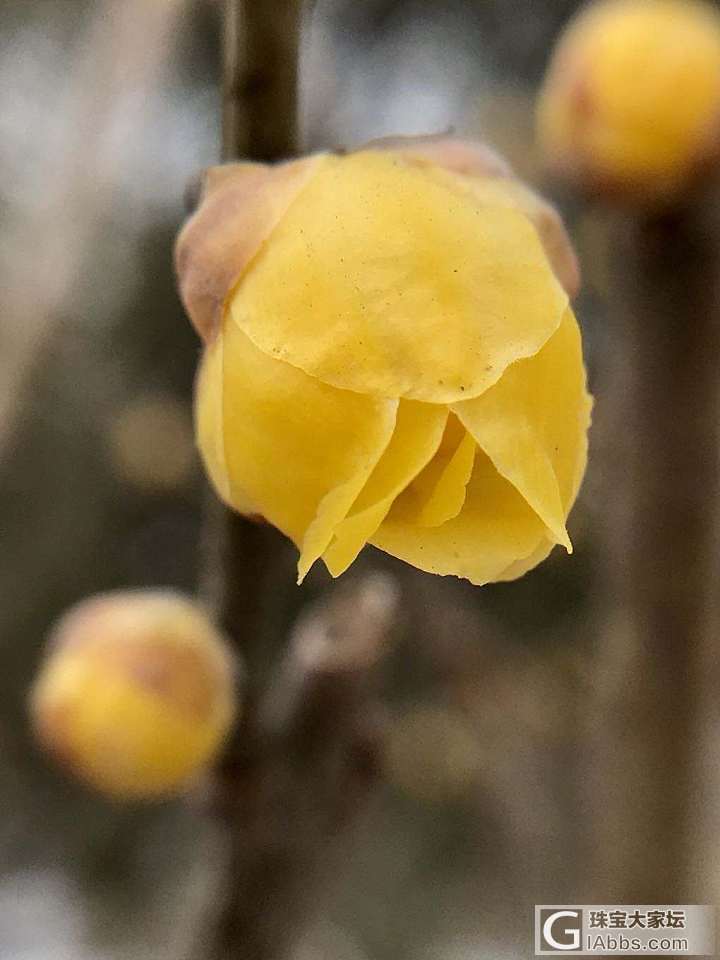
388, 414, 476, 528
371, 446, 548, 585
322, 401, 448, 577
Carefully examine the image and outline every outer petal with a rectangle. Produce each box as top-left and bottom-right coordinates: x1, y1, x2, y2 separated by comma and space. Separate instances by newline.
230, 150, 568, 403
397, 148, 580, 298
452, 307, 591, 552
429, 170, 581, 299
195, 336, 236, 509
370, 448, 548, 585
361, 133, 513, 178
322, 401, 448, 577
196, 318, 398, 580
175, 155, 329, 342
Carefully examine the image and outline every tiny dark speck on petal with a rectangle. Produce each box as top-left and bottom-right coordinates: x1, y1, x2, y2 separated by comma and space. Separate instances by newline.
485, 365, 493, 372
459, 385, 465, 392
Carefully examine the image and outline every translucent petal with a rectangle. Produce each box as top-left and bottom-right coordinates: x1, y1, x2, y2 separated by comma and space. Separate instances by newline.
495, 539, 555, 583
415, 429, 476, 527
388, 415, 476, 528
197, 318, 397, 580
370, 448, 548, 586
420, 164, 580, 297
195, 336, 240, 510
323, 401, 447, 577
230, 150, 568, 403
452, 307, 591, 551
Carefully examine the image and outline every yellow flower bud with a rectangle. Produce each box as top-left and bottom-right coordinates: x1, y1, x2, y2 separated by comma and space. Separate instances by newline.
537, 0, 720, 203
30, 591, 237, 800
177, 140, 592, 586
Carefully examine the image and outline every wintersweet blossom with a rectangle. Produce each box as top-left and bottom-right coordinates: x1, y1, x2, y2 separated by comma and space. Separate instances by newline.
177, 139, 591, 585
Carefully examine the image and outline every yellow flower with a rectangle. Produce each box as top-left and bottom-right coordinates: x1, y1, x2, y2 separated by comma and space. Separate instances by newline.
30, 591, 237, 800
537, 0, 720, 203
177, 140, 591, 586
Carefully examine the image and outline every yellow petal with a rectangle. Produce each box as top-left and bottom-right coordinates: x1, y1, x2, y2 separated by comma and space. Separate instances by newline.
230, 150, 568, 403
389, 415, 477, 528
371, 447, 547, 585
194, 337, 238, 509
495, 539, 555, 583
176, 154, 329, 342
416, 428, 476, 528
323, 401, 447, 577
452, 307, 591, 551
360, 134, 513, 179
196, 317, 398, 579
424, 168, 581, 298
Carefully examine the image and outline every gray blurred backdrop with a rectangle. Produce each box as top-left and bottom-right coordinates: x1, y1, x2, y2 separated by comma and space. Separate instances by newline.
0, 1, 680, 957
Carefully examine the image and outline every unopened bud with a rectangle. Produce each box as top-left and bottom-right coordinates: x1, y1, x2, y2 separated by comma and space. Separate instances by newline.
30, 590, 238, 800
538, 0, 720, 204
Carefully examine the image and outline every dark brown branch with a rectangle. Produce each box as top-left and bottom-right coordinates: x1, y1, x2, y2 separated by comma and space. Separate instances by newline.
205, 0, 306, 682
196, 574, 399, 960
222, 0, 303, 161
586, 193, 720, 901
192, 6, 402, 959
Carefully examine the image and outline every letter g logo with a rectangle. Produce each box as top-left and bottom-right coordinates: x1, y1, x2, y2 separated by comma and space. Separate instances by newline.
541, 910, 581, 951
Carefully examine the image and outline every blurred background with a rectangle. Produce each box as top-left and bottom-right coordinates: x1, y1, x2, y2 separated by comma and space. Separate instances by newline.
0, 0, 700, 957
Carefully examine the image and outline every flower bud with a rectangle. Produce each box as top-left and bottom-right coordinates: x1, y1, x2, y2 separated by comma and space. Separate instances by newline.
30, 590, 238, 800
537, 0, 720, 204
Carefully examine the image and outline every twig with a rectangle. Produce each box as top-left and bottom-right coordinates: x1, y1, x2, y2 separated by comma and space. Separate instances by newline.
586, 193, 720, 900
193, 5, 402, 958
198, 574, 399, 960
202, 0, 307, 686
197, 0, 306, 688
222, 0, 303, 161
